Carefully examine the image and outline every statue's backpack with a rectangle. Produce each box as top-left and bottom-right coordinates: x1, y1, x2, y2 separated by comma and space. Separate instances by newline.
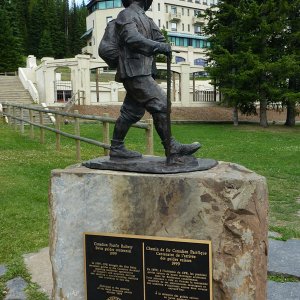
98, 20, 119, 68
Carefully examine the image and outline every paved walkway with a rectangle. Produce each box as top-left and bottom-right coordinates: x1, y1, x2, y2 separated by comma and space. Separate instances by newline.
1, 235, 300, 299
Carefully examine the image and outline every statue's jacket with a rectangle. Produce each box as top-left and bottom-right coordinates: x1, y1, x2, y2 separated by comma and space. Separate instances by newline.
115, 3, 165, 80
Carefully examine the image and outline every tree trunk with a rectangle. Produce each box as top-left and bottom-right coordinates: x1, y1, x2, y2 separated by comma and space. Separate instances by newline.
285, 100, 296, 127
285, 78, 297, 127
233, 105, 239, 126
260, 99, 268, 127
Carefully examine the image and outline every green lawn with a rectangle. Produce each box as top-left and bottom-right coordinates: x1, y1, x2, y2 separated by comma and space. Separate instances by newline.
0, 121, 299, 298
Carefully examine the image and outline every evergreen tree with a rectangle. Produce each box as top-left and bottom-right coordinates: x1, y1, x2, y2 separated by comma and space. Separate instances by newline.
280, 0, 300, 126
0, 7, 24, 72
205, 1, 255, 125
69, 3, 86, 56
156, 27, 169, 63
54, 0, 70, 58
27, 0, 46, 57
14, 0, 30, 53
62, 0, 71, 57
205, 0, 291, 127
39, 29, 55, 58
46, 0, 61, 58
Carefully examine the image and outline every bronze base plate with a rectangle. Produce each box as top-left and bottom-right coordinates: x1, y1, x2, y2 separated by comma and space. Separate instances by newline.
82, 155, 218, 174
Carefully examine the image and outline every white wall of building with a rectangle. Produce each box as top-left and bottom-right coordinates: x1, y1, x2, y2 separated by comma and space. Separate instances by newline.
20, 55, 217, 106
82, 0, 218, 65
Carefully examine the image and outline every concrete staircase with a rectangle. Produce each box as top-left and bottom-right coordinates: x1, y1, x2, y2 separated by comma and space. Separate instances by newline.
0, 75, 33, 104
0, 75, 54, 125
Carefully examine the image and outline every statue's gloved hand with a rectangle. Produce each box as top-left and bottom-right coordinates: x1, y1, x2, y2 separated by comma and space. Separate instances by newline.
154, 43, 172, 55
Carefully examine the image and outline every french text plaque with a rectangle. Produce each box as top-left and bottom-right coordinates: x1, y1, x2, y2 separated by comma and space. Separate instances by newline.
84, 233, 212, 300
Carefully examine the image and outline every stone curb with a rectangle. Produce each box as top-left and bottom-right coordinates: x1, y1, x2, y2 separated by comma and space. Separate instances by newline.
268, 239, 300, 279
0, 265, 7, 277
4, 277, 27, 300
23, 247, 53, 298
268, 281, 300, 300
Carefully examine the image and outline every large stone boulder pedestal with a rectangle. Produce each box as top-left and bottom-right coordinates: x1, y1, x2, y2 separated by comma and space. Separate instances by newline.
49, 161, 268, 300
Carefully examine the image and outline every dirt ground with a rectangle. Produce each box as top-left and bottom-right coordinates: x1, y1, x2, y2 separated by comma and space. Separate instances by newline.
73, 104, 299, 124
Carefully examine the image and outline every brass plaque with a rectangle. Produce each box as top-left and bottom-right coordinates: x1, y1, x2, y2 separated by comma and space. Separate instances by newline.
84, 233, 212, 300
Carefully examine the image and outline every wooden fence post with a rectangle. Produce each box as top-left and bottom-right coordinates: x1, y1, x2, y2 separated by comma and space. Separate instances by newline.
7, 105, 11, 125
74, 110, 81, 161
29, 109, 34, 139
145, 119, 154, 155
20, 108, 24, 134
103, 113, 110, 156
2, 106, 7, 123
13, 107, 17, 130
55, 113, 61, 151
39, 111, 45, 144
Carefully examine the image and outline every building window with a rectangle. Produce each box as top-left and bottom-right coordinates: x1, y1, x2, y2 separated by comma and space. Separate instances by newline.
188, 24, 190, 32
169, 35, 210, 49
194, 25, 201, 34
182, 7, 184, 15
194, 9, 201, 17
194, 58, 207, 66
175, 56, 186, 64
182, 23, 184, 31
89, 0, 122, 13
171, 6, 177, 14
106, 1, 113, 9
158, 3, 160, 11
171, 22, 177, 31
158, 19, 161, 27
166, 21, 169, 29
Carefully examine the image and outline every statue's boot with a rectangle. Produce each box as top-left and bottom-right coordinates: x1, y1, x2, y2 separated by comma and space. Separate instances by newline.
109, 117, 142, 159
110, 139, 142, 159
152, 113, 201, 156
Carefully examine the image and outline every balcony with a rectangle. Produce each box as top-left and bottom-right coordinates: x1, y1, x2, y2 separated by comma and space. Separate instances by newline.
193, 16, 205, 25
82, 46, 93, 56
169, 12, 182, 22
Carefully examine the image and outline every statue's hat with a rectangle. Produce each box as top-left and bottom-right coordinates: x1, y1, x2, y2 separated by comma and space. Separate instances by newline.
122, 0, 153, 11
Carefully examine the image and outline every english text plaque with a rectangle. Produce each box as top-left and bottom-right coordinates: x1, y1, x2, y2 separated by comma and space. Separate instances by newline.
84, 233, 212, 300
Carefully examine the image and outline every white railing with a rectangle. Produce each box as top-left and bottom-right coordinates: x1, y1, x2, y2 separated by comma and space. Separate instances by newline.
18, 67, 39, 103
41, 103, 56, 124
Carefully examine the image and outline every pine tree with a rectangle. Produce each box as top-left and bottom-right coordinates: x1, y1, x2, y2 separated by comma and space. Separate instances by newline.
0, 7, 24, 72
39, 29, 55, 58
27, 0, 46, 57
69, 3, 83, 56
14, 0, 30, 53
206, 1, 252, 124
54, 0, 70, 58
205, 0, 291, 127
281, 0, 300, 126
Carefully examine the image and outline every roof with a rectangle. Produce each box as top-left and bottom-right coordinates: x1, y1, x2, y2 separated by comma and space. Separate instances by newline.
80, 28, 93, 39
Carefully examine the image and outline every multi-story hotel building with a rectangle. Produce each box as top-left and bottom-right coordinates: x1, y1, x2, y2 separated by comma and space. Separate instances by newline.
82, 0, 218, 66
